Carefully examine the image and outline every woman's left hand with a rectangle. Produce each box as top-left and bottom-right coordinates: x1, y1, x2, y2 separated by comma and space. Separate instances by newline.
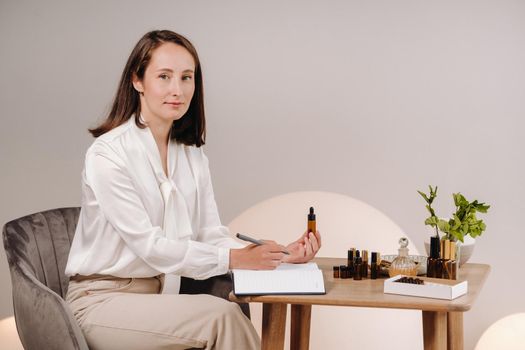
282, 230, 322, 264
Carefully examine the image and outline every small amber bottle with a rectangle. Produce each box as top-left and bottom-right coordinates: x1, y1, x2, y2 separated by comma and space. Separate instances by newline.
307, 207, 316, 233
361, 250, 369, 278
450, 242, 458, 279
442, 239, 452, 279
435, 239, 447, 279
444, 241, 458, 280
354, 250, 361, 279
347, 249, 355, 278
353, 257, 363, 280
333, 266, 340, 278
340, 265, 348, 279
370, 252, 379, 279
426, 236, 440, 278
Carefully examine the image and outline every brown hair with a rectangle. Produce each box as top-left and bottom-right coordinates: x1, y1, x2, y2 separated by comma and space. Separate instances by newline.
89, 30, 206, 146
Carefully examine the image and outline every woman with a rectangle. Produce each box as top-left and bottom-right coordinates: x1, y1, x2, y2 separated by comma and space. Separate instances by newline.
65, 30, 321, 350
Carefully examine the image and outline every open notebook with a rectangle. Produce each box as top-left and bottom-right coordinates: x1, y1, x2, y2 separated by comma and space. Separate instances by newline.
232, 262, 326, 296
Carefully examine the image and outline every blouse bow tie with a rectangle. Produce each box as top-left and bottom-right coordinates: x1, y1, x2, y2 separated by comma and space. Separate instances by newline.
159, 180, 193, 241
159, 179, 193, 294
135, 116, 195, 294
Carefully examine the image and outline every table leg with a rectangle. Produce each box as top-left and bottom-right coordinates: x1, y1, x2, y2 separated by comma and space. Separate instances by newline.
447, 312, 464, 350
262, 303, 287, 350
290, 304, 312, 350
422, 311, 447, 350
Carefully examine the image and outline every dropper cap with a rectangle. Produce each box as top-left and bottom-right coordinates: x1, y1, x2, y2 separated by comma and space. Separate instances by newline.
430, 236, 440, 259
308, 207, 316, 220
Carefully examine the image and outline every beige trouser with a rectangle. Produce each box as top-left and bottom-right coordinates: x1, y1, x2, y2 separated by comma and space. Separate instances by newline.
66, 276, 260, 350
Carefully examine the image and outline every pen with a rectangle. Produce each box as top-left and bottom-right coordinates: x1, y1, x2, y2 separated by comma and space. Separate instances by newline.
236, 233, 290, 255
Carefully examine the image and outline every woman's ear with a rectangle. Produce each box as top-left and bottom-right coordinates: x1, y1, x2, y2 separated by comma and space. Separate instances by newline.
132, 74, 144, 94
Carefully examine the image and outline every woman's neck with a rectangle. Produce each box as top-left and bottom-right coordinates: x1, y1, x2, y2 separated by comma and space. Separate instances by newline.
148, 120, 171, 149
140, 112, 171, 146
141, 114, 172, 176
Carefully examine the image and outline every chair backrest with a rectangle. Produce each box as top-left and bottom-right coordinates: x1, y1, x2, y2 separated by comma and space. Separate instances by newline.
228, 191, 423, 350
3, 207, 80, 298
3, 207, 88, 350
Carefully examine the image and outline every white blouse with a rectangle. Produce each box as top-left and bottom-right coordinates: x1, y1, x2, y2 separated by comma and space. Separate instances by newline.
65, 117, 243, 281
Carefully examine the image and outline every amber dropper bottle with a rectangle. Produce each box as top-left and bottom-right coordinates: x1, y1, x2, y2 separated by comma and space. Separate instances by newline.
353, 257, 363, 280
333, 266, 340, 278
354, 249, 361, 268
347, 249, 355, 278
308, 207, 316, 234
361, 250, 369, 278
443, 240, 458, 280
435, 239, 446, 279
442, 240, 452, 279
370, 252, 379, 279
427, 236, 440, 278
340, 265, 348, 279
446, 242, 458, 280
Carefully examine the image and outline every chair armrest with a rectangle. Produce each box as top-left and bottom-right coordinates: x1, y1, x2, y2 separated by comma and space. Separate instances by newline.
10, 263, 89, 350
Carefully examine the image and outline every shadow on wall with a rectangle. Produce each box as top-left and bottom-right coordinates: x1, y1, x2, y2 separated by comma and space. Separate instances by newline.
228, 191, 423, 350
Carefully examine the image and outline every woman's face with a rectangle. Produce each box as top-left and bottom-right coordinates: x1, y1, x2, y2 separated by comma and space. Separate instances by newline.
133, 42, 196, 125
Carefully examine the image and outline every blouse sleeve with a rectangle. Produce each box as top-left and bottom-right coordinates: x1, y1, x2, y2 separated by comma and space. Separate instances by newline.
85, 143, 231, 279
195, 148, 245, 250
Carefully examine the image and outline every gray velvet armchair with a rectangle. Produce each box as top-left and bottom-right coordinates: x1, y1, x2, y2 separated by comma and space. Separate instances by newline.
3, 207, 248, 350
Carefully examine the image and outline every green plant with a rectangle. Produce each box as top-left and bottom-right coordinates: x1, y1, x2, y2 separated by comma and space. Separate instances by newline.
418, 185, 440, 238
418, 186, 490, 242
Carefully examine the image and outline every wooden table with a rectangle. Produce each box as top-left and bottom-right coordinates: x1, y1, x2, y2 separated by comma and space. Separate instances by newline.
230, 257, 490, 350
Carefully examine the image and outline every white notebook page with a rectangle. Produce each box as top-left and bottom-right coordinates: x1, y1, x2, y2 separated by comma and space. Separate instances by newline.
233, 263, 325, 295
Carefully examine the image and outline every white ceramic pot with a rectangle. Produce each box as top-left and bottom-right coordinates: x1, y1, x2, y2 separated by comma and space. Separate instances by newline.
457, 234, 476, 266
424, 234, 475, 267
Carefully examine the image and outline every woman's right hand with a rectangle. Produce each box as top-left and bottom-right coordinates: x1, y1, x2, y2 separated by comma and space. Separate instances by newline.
229, 241, 286, 270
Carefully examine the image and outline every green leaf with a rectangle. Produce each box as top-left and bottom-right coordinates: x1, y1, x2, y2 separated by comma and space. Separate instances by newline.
476, 204, 490, 213
453, 231, 465, 242
426, 205, 436, 217
437, 219, 450, 233
452, 215, 461, 230
454, 193, 468, 208
453, 193, 460, 206
418, 191, 430, 203
425, 217, 438, 227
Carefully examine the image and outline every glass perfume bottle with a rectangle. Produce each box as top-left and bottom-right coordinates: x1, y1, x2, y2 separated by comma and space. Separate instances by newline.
389, 237, 418, 277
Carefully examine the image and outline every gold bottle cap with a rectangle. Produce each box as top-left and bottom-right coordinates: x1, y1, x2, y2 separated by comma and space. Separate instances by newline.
449, 241, 456, 260
444, 240, 451, 260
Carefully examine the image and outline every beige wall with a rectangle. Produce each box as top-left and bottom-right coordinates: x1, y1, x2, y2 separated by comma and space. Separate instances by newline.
1, 0, 524, 348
